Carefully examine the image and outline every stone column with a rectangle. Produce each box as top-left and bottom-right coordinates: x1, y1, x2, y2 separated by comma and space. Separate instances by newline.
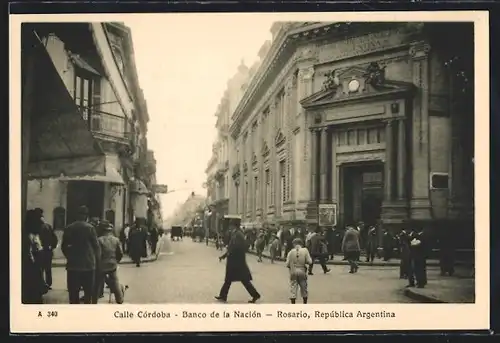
397, 118, 406, 200
384, 120, 394, 201
285, 75, 296, 204
298, 66, 315, 202
331, 131, 337, 202
409, 41, 432, 219
270, 102, 277, 208
258, 116, 264, 220
310, 129, 318, 201
319, 127, 328, 201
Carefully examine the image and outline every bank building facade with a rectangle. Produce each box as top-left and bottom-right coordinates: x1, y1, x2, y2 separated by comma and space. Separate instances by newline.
226, 22, 474, 246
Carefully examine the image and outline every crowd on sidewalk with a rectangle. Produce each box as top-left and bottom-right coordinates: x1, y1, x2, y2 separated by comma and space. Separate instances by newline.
22, 205, 162, 305
235, 222, 460, 290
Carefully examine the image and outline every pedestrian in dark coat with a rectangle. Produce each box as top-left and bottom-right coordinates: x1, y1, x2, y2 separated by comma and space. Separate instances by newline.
341, 225, 361, 273
365, 226, 378, 263
22, 209, 47, 304
307, 227, 331, 275
128, 222, 148, 267
149, 227, 159, 256
62, 206, 101, 304
398, 229, 411, 279
408, 227, 428, 288
215, 227, 261, 303
34, 208, 58, 290
382, 229, 395, 261
324, 227, 335, 260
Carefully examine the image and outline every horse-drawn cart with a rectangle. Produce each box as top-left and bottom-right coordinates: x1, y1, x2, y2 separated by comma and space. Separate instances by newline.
171, 226, 183, 241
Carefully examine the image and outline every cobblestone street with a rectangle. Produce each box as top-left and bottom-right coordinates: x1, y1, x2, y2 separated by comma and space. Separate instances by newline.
44, 235, 420, 304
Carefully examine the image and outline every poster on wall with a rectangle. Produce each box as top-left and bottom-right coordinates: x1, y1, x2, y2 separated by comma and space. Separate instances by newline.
318, 204, 337, 227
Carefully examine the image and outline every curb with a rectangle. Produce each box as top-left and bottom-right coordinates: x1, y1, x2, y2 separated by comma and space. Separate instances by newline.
402, 288, 447, 303
52, 238, 164, 268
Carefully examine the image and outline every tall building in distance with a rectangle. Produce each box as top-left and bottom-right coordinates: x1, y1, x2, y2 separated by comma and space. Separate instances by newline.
205, 22, 474, 248
204, 59, 260, 232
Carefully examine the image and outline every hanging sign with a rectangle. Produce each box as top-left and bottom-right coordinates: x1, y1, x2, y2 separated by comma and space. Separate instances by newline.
153, 184, 169, 194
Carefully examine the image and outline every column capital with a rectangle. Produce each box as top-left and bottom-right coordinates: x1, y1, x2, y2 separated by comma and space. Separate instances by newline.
409, 41, 431, 61
298, 66, 315, 81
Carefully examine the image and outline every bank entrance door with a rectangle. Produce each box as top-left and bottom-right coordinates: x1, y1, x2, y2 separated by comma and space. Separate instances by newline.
341, 162, 384, 227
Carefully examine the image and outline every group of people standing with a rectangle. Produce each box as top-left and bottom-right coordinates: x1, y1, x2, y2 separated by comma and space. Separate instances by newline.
22, 208, 58, 304
119, 219, 161, 268
23, 205, 162, 305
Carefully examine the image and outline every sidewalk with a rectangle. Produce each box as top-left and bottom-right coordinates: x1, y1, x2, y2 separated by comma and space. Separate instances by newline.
208, 240, 470, 268
403, 272, 475, 303
207, 240, 475, 303
52, 236, 165, 267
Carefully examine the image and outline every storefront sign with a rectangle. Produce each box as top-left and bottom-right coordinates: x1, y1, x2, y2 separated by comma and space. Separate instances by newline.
318, 204, 337, 227
153, 184, 168, 193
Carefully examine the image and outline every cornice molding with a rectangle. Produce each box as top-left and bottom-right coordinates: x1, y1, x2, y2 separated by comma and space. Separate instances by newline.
229, 22, 337, 136
229, 22, 406, 139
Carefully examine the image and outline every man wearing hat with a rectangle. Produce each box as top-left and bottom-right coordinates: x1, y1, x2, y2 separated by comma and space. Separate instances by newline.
61, 205, 101, 304
95, 220, 125, 304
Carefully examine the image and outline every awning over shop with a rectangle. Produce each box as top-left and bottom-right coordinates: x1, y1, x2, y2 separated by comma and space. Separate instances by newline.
130, 179, 150, 195
58, 155, 125, 184
27, 28, 106, 179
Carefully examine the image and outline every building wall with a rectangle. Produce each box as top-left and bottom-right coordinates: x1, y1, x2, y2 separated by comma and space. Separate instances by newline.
227, 23, 471, 230
27, 179, 67, 227
105, 153, 125, 230
43, 33, 128, 129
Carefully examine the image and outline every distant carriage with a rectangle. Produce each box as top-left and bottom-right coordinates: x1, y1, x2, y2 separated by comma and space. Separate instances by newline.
171, 226, 183, 241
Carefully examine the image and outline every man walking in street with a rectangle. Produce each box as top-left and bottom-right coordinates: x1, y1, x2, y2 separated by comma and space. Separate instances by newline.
342, 225, 361, 274
215, 225, 261, 303
61, 206, 101, 304
365, 225, 378, 263
94, 220, 126, 304
307, 227, 331, 275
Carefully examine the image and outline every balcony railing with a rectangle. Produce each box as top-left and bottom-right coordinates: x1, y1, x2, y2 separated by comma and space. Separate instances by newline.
78, 106, 131, 143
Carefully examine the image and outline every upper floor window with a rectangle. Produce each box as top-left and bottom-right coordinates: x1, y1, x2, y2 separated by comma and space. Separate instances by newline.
262, 107, 269, 139
276, 89, 285, 129
74, 68, 101, 126
112, 46, 125, 75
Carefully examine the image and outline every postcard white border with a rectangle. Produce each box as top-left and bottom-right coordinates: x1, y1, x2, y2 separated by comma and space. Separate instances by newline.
9, 11, 490, 333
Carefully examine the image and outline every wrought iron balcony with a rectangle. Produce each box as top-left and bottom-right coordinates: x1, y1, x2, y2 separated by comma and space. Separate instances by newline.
78, 106, 132, 144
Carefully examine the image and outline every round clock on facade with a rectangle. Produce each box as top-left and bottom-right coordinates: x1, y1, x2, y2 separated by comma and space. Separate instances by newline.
348, 79, 360, 92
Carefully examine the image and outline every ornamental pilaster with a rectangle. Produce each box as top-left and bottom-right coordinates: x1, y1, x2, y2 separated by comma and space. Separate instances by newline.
409, 41, 432, 219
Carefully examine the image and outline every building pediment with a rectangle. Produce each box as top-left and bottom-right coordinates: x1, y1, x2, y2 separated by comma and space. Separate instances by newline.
275, 130, 286, 147
300, 63, 415, 109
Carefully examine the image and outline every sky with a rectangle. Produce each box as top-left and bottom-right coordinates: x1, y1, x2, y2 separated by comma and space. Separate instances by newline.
125, 15, 275, 221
